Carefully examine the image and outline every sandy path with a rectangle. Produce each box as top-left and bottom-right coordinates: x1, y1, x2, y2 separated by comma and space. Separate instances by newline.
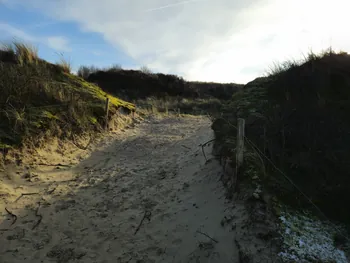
0, 116, 241, 263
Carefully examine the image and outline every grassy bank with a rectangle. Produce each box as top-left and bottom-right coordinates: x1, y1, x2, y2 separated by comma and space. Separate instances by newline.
211, 49, 350, 261
0, 42, 134, 155
211, 48, 350, 251
83, 67, 243, 102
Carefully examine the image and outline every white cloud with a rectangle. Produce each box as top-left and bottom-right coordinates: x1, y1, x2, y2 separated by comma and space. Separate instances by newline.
46, 36, 71, 52
0, 23, 71, 52
8, 0, 350, 83
0, 23, 36, 42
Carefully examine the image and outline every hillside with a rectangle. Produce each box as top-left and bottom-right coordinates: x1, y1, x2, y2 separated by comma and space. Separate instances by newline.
0, 43, 134, 156
85, 69, 243, 101
212, 50, 350, 225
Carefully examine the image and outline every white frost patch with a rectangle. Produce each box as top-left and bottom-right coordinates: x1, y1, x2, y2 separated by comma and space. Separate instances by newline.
278, 211, 348, 262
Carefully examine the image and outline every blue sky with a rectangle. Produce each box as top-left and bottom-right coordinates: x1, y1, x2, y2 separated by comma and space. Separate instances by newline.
0, 2, 138, 72
0, 0, 349, 83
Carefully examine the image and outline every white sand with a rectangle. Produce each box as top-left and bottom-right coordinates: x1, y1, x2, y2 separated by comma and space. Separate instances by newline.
0, 116, 244, 263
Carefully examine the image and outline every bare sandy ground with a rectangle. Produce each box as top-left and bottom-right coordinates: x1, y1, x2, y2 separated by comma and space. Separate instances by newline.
0, 115, 249, 263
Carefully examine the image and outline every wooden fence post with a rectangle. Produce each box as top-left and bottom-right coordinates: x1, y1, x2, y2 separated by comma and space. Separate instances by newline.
105, 97, 109, 130
234, 118, 245, 191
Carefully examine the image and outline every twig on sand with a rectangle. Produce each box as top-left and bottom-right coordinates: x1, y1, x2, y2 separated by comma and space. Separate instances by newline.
46, 186, 58, 195
15, 192, 39, 202
5, 208, 17, 225
199, 139, 216, 162
201, 145, 208, 162
71, 133, 93, 150
134, 211, 152, 235
32, 202, 42, 230
181, 145, 191, 150
35, 163, 71, 167
199, 139, 216, 148
196, 230, 218, 243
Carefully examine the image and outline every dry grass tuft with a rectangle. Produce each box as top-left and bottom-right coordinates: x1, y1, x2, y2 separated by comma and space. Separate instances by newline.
56, 53, 72, 73
13, 41, 39, 65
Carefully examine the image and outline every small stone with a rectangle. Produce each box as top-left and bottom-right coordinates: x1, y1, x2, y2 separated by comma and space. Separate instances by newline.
253, 192, 260, 199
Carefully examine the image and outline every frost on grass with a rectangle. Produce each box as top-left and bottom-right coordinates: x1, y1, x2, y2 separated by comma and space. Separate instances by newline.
278, 211, 348, 262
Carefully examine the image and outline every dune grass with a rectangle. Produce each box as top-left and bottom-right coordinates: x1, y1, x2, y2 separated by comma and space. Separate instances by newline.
0, 42, 135, 151
57, 55, 72, 73
212, 48, 350, 224
0, 41, 39, 66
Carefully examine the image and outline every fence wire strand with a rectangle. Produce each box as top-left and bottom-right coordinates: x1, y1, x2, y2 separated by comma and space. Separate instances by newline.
216, 116, 349, 241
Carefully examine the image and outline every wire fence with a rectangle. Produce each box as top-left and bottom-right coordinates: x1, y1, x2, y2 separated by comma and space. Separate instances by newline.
217, 116, 349, 241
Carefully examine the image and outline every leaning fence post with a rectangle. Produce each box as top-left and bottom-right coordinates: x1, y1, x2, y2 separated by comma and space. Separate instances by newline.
105, 97, 109, 130
234, 118, 245, 191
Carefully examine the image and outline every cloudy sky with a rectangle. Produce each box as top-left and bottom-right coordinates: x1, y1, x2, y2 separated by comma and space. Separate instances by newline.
0, 0, 349, 83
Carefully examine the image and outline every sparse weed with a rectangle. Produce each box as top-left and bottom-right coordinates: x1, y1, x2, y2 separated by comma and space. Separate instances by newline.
56, 53, 72, 73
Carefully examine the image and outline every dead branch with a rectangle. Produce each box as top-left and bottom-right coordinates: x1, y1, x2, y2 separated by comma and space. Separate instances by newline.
15, 192, 39, 202
199, 139, 216, 162
34, 163, 71, 167
196, 230, 218, 243
199, 139, 216, 147
5, 208, 17, 225
134, 210, 151, 235
71, 133, 93, 150
32, 202, 42, 230
201, 145, 208, 162
181, 145, 191, 150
